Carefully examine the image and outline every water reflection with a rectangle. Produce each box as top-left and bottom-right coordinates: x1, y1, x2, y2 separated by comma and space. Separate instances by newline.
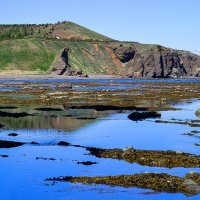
0, 98, 199, 200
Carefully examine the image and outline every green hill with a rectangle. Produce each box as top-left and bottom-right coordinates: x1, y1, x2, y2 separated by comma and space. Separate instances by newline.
0, 38, 118, 74
0, 21, 111, 41
0, 21, 199, 78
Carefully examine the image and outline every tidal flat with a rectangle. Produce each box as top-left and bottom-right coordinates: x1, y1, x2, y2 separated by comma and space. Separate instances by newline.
0, 78, 200, 200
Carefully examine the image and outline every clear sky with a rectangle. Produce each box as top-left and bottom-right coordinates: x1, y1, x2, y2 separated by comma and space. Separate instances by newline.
0, 0, 199, 53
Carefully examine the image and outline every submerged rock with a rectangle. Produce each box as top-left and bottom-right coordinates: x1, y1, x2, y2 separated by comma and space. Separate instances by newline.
128, 111, 161, 121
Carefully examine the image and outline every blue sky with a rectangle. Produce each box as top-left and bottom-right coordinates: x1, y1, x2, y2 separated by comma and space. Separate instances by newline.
0, 0, 199, 53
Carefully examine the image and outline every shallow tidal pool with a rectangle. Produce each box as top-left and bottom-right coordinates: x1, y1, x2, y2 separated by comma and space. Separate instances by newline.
0, 79, 200, 200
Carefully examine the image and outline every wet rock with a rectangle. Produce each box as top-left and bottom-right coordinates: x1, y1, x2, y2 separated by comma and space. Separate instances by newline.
35, 107, 64, 111
77, 161, 97, 166
86, 146, 200, 168
128, 111, 161, 121
69, 105, 147, 111
76, 70, 83, 76
123, 146, 135, 153
36, 157, 56, 161
155, 120, 200, 127
122, 146, 136, 156
46, 172, 200, 195
0, 111, 31, 118
8, 133, 18, 137
56, 83, 72, 90
0, 140, 24, 148
57, 141, 71, 146
0, 106, 18, 109
182, 179, 200, 195
76, 117, 97, 120
30, 141, 39, 145
196, 109, 200, 118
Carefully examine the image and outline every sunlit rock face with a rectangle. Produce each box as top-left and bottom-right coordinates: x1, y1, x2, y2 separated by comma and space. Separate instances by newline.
111, 44, 200, 78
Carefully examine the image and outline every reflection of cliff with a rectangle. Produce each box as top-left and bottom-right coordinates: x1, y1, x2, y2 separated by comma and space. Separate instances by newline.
0, 116, 96, 132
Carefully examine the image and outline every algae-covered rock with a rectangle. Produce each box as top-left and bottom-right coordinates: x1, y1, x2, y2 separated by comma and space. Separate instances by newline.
196, 108, 200, 118
182, 179, 200, 195
86, 147, 200, 168
47, 172, 200, 195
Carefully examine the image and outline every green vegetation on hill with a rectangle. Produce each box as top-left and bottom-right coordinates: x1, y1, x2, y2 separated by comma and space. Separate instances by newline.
0, 21, 199, 77
0, 38, 117, 74
0, 21, 111, 41
0, 21, 117, 74
0, 39, 58, 72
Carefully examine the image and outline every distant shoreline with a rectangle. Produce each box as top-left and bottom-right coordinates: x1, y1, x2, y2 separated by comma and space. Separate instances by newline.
0, 74, 118, 80
0, 73, 199, 81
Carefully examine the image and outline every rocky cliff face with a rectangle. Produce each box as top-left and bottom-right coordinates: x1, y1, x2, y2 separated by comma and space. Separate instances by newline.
51, 48, 86, 77
111, 44, 200, 78
51, 48, 71, 75
51, 43, 200, 79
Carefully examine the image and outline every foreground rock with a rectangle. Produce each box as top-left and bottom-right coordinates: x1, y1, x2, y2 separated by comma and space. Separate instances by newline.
0, 140, 24, 148
46, 172, 200, 195
0, 111, 31, 118
128, 111, 161, 121
196, 109, 200, 118
86, 147, 200, 168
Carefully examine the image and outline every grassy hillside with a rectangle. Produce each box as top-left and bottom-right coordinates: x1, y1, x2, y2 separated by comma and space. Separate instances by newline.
0, 21, 198, 77
0, 38, 118, 74
0, 21, 111, 41
0, 39, 59, 72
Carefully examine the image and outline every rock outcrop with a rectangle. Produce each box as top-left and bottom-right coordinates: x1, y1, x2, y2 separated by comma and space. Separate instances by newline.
51, 48, 88, 77
51, 48, 73, 76
196, 109, 200, 118
111, 44, 200, 78
52, 44, 200, 79
113, 46, 135, 63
